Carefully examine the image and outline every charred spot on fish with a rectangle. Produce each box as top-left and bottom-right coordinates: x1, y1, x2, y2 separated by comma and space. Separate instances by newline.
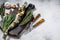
28, 4, 35, 9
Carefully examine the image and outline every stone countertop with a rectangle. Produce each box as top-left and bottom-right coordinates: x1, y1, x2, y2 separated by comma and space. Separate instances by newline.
0, 0, 60, 40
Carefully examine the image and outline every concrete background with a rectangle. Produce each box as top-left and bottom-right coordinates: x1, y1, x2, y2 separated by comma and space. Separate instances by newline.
0, 0, 60, 40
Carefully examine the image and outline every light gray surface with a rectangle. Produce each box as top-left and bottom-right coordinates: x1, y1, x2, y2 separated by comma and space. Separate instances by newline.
0, 0, 60, 40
